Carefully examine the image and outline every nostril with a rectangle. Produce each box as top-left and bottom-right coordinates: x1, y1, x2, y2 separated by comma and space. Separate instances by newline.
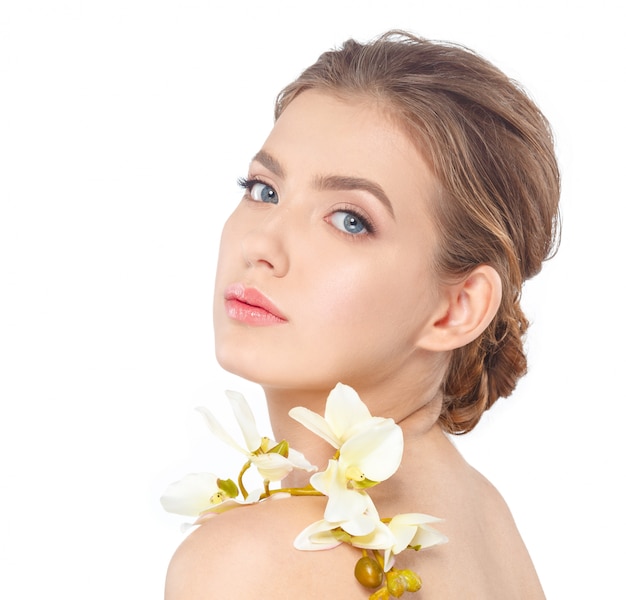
240, 230, 289, 277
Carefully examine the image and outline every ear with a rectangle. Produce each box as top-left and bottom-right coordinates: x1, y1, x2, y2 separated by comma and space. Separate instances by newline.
416, 265, 502, 352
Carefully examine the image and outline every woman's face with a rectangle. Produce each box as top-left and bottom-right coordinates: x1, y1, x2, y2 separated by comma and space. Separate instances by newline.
214, 90, 444, 395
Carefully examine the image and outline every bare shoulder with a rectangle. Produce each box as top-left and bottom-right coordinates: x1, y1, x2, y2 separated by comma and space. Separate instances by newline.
164, 495, 371, 599
165, 464, 545, 599
413, 465, 546, 600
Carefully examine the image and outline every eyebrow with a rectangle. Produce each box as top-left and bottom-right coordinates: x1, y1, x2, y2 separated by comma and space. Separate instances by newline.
251, 149, 395, 217
252, 150, 286, 179
313, 175, 395, 218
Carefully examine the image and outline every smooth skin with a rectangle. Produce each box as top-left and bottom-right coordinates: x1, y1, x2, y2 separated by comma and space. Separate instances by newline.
166, 91, 545, 599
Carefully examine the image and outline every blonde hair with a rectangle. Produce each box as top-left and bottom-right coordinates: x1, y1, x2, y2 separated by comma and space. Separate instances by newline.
275, 31, 560, 433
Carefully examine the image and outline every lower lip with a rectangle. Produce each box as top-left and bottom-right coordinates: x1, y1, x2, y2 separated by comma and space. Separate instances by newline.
224, 299, 287, 326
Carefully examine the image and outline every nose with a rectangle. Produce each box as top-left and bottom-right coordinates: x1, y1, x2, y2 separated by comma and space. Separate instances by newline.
240, 216, 289, 277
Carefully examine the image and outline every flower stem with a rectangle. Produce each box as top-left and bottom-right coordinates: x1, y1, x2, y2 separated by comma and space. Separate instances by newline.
238, 460, 252, 499
373, 549, 385, 569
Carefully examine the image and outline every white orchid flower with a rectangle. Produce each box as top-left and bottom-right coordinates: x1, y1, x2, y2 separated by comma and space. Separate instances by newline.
294, 482, 395, 555
192, 487, 265, 524
290, 383, 403, 488
197, 390, 315, 482
294, 517, 395, 552
308, 417, 403, 525
383, 513, 449, 571
160, 472, 267, 532
160, 472, 234, 516
294, 493, 396, 553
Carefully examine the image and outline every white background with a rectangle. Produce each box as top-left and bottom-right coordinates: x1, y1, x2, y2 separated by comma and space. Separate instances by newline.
1, 1, 623, 598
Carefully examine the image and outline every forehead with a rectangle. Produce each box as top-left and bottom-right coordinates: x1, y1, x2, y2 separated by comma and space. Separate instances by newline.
270, 90, 409, 159
261, 90, 439, 220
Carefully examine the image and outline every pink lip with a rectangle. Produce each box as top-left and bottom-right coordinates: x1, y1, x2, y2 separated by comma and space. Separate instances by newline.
223, 283, 287, 325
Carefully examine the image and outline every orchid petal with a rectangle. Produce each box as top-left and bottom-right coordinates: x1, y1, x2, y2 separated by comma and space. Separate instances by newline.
324, 487, 370, 527
252, 453, 304, 481
389, 512, 443, 527
313, 460, 371, 524
196, 406, 247, 454
383, 549, 395, 572
225, 390, 262, 452
286, 447, 317, 472
350, 521, 396, 550
410, 523, 449, 549
325, 383, 372, 443
160, 472, 219, 516
384, 513, 448, 570
339, 492, 381, 537
195, 488, 263, 521
341, 415, 386, 442
340, 420, 403, 482
293, 520, 343, 551
389, 523, 418, 553
341, 511, 380, 537
309, 459, 340, 496
288, 406, 340, 448
310, 458, 352, 495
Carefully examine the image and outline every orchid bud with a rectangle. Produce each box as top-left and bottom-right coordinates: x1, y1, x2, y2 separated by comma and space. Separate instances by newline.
354, 556, 384, 588
385, 570, 408, 597
398, 569, 421, 592
369, 588, 391, 600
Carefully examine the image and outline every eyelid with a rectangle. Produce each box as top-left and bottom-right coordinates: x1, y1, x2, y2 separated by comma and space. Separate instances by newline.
328, 204, 377, 236
237, 176, 279, 204
237, 175, 271, 191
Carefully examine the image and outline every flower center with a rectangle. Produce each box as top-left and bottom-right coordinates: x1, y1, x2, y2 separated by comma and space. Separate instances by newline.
345, 465, 366, 482
209, 491, 227, 505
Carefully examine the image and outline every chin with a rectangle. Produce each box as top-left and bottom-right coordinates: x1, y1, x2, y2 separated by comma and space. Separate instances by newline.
214, 343, 274, 386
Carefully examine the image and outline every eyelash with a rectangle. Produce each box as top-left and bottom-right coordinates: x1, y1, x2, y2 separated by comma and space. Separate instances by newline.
330, 205, 376, 236
237, 177, 277, 202
236, 177, 376, 236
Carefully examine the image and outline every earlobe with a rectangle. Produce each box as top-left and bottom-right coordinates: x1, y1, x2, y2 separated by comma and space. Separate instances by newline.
416, 265, 502, 352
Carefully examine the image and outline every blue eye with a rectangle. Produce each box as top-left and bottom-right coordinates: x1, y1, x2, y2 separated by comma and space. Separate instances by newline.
238, 178, 279, 204
329, 211, 370, 235
250, 182, 278, 204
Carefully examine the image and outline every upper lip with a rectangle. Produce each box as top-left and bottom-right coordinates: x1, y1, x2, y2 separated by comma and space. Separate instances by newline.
224, 283, 287, 320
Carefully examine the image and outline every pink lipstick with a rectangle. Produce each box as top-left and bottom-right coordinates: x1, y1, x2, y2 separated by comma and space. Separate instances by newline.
223, 283, 287, 325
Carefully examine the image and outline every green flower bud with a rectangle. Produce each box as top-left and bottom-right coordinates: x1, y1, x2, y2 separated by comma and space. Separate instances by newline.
385, 570, 407, 597
354, 556, 384, 589
398, 569, 421, 593
369, 588, 391, 600
216, 478, 239, 498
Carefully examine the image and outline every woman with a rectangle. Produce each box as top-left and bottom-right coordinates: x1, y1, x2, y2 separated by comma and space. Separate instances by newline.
164, 30, 559, 599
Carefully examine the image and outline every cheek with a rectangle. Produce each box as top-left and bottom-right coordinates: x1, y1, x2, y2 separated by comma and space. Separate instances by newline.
302, 257, 402, 322
303, 251, 438, 337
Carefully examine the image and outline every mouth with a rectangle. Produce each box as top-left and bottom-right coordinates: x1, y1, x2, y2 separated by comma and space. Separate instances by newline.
223, 283, 287, 325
